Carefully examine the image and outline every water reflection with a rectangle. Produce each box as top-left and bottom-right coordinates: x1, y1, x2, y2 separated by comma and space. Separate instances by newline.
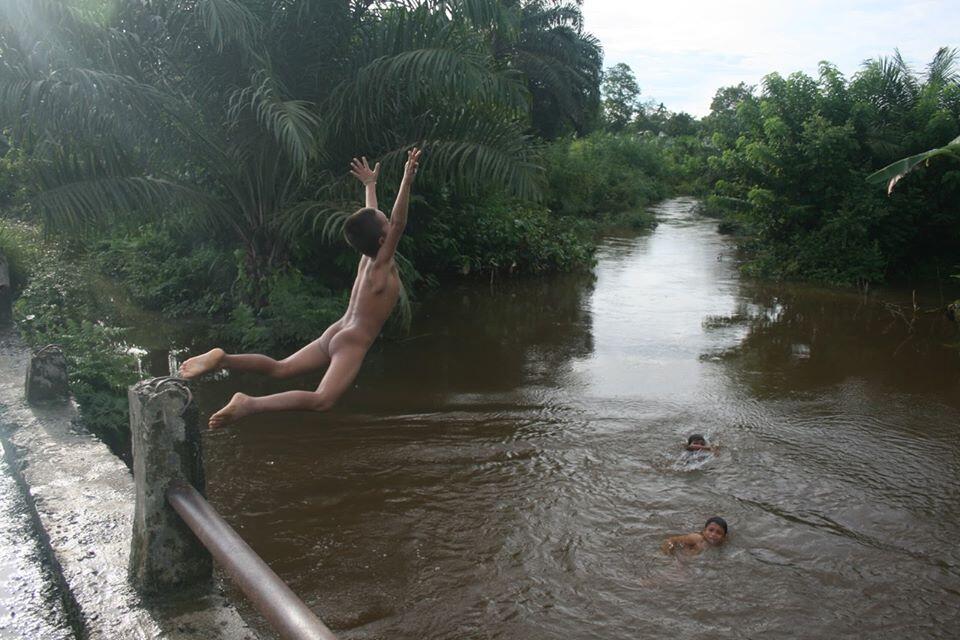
358, 270, 596, 406
710, 282, 960, 399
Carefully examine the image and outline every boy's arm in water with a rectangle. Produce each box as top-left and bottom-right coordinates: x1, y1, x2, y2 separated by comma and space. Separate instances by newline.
687, 444, 715, 452
375, 147, 421, 267
350, 156, 380, 209
661, 533, 705, 554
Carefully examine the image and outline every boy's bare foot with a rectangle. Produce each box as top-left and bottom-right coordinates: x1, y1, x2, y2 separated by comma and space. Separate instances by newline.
209, 393, 254, 429
178, 348, 225, 379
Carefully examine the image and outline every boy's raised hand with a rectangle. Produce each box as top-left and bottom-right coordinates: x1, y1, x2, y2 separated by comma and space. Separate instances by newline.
350, 156, 380, 184
403, 147, 422, 180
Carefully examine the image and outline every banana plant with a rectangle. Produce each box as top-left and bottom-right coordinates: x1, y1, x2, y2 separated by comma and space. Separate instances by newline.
867, 134, 960, 194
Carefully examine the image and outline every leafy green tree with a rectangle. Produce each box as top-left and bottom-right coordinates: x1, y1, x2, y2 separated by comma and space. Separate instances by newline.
601, 62, 640, 132
700, 82, 757, 145
661, 111, 699, 137
703, 50, 960, 285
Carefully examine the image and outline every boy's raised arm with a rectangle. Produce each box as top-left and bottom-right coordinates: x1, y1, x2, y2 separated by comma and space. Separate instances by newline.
375, 147, 421, 266
349, 156, 380, 209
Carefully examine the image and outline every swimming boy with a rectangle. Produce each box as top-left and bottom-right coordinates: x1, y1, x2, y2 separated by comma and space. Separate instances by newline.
661, 516, 728, 555
178, 148, 422, 428
685, 434, 714, 452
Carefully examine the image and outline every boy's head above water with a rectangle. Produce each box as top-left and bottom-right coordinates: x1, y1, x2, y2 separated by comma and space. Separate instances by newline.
702, 516, 728, 545
344, 207, 389, 257
686, 434, 707, 450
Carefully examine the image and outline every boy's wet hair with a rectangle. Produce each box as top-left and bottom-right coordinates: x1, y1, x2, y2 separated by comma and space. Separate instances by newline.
704, 516, 728, 534
344, 207, 385, 257
687, 434, 707, 446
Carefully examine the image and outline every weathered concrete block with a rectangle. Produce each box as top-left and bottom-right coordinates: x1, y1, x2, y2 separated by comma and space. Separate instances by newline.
25, 344, 69, 405
0, 251, 10, 326
128, 377, 212, 595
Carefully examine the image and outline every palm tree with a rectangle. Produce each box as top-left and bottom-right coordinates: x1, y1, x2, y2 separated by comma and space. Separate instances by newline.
0, 0, 548, 305
852, 47, 960, 163
493, 0, 603, 137
420, 0, 602, 138
857, 48, 960, 193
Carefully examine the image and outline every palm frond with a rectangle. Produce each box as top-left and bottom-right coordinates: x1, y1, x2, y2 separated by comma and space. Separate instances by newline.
198, 0, 262, 54
0, 67, 170, 145
325, 50, 527, 157
891, 48, 919, 92
227, 68, 320, 174
410, 115, 543, 200
0, 0, 139, 71
277, 197, 352, 246
857, 55, 918, 113
926, 46, 960, 87
32, 156, 225, 233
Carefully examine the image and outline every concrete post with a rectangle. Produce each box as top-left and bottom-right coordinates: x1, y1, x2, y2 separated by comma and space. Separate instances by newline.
25, 344, 69, 405
128, 377, 212, 594
0, 251, 10, 326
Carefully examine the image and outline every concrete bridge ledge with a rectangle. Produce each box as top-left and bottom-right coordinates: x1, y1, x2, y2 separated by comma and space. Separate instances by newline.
0, 331, 260, 639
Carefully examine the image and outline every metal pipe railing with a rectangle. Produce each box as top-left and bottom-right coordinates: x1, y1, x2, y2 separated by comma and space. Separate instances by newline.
166, 481, 339, 640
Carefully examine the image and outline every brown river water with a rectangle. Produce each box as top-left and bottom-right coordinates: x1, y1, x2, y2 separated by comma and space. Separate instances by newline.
186, 197, 960, 639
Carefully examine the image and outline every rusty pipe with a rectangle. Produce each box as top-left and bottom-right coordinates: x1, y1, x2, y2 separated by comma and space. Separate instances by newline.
166, 481, 338, 640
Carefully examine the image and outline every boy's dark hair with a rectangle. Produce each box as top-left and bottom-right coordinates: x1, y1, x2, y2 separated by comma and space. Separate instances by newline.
343, 207, 385, 257
704, 516, 728, 534
687, 434, 706, 446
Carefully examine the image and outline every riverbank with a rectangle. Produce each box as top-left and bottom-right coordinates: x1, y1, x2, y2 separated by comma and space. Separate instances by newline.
0, 329, 258, 639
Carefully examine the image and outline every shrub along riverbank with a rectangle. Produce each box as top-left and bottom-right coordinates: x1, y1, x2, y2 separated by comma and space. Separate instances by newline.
701, 52, 960, 286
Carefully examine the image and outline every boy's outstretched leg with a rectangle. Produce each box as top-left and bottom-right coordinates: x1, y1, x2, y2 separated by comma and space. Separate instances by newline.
178, 324, 340, 380
208, 338, 367, 428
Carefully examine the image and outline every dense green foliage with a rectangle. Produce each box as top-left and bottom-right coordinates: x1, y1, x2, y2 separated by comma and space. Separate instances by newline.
596, 63, 711, 194
602, 63, 641, 132
0, 0, 603, 292
410, 197, 595, 275
702, 50, 960, 285
545, 133, 667, 227
93, 224, 235, 317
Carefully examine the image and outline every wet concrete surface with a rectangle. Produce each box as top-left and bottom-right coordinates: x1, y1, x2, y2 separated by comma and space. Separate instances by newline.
0, 440, 73, 639
0, 330, 261, 639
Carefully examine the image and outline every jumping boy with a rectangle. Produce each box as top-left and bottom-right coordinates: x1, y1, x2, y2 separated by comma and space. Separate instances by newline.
178, 148, 422, 428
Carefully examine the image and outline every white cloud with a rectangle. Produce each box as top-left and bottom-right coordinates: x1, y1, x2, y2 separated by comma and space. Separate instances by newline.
582, 0, 959, 115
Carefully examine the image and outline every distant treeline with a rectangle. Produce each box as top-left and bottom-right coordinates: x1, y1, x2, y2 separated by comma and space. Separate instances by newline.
602, 50, 960, 286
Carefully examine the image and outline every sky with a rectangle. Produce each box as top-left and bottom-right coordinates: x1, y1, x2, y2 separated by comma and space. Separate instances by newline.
581, 0, 960, 116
